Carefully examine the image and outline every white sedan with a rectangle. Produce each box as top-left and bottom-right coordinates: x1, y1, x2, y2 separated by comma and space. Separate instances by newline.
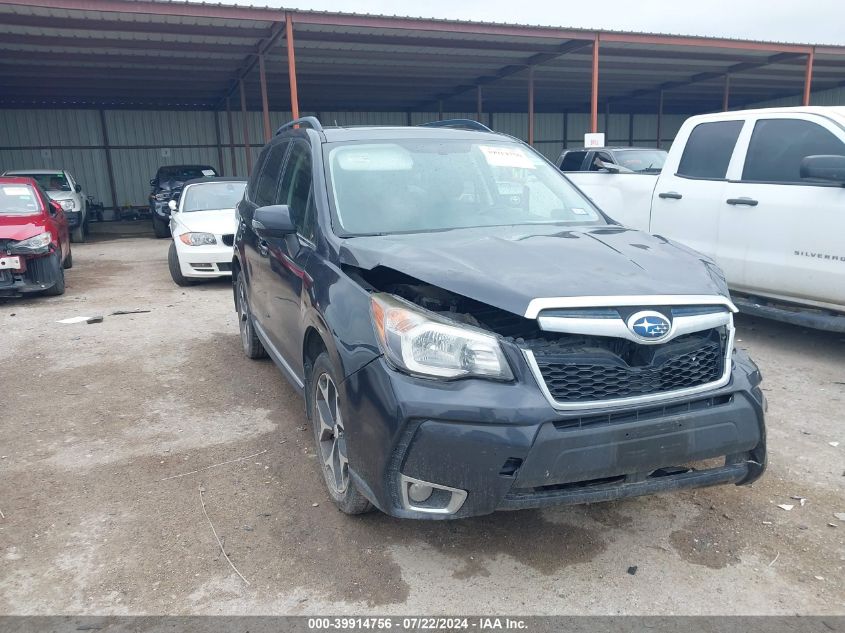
167, 178, 246, 286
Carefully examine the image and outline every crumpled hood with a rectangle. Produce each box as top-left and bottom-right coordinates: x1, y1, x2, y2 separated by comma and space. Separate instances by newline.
0, 214, 47, 242
339, 224, 728, 317
173, 209, 236, 236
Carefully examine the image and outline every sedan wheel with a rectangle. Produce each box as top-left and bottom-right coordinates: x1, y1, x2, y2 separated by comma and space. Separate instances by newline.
315, 372, 349, 495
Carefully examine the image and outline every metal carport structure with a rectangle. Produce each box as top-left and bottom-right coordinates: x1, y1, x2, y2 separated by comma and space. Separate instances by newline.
1, 0, 844, 208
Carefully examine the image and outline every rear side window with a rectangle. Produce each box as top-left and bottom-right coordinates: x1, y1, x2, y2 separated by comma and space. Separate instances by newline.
742, 118, 845, 184
677, 121, 743, 179
559, 151, 586, 171
253, 141, 289, 207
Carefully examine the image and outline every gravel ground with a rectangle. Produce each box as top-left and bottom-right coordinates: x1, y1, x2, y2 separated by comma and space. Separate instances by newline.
0, 226, 843, 615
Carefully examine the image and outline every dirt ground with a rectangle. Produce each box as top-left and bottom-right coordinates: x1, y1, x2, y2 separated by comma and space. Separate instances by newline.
0, 225, 843, 615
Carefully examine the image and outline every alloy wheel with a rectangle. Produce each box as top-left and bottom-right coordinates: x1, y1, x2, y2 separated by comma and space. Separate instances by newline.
315, 372, 349, 495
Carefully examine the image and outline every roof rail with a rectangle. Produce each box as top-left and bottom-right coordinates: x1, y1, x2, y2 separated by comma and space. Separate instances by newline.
275, 116, 324, 135
419, 119, 493, 133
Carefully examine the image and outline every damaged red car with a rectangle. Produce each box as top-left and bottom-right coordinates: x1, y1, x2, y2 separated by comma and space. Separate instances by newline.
0, 176, 72, 297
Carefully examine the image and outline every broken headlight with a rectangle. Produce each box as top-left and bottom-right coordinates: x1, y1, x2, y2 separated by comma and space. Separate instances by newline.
9, 232, 52, 254
370, 293, 513, 380
178, 232, 216, 246
59, 199, 75, 211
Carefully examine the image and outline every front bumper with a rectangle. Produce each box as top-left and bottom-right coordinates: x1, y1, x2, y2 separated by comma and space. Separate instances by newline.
150, 200, 171, 221
65, 210, 82, 228
175, 239, 233, 278
0, 254, 61, 297
341, 350, 766, 520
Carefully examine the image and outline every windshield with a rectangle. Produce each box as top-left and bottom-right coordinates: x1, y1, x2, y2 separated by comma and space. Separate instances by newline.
14, 173, 69, 192
181, 181, 246, 212
614, 150, 667, 173
0, 184, 41, 215
326, 140, 606, 235
157, 166, 216, 184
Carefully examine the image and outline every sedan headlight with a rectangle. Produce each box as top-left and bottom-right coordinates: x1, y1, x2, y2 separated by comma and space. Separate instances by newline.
9, 232, 52, 254
59, 199, 75, 211
178, 232, 217, 246
370, 293, 512, 380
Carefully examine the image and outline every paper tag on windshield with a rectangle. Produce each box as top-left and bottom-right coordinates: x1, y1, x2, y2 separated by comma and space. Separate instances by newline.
201, 169, 216, 177
479, 145, 534, 169
3, 186, 31, 196
571, 207, 588, 215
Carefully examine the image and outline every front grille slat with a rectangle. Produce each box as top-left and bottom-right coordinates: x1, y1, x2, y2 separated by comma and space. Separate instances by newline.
528, 324, 727, 405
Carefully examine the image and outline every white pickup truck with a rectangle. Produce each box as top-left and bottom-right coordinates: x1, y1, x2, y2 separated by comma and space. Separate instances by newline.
566, 106, 845, 332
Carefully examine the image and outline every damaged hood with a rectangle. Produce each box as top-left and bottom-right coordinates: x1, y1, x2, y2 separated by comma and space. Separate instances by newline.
339, 224, 729, 317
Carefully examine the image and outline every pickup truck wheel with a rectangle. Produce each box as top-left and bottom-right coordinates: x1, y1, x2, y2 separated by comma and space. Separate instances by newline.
43, 253, 66, 296
236, 273, 267, 359
168, 242, 195, 287
70, 224, 85, 243
308, 352, 374, 515
63, 249, 73, 269
152, 217, 171, 238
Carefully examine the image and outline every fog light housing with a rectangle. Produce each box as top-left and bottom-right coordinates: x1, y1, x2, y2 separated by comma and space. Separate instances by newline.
400, 474, 467, 515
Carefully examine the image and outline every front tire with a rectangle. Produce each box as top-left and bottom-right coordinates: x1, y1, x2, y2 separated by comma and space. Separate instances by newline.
71, 224, 85, 243
308, 352, 374, 515
168, 242, 194, 287
235, 273, 266, 359
43, 253, 66, 296
152, 216, 170, 238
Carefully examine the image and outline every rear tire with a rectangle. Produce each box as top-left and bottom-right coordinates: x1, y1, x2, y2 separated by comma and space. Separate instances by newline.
63, 249, 73, 269
235, 272, 266, 359
43, 253, 66, 296
308, 352, 374, 516
152, 216, 170, 238
168, 242, 194, 287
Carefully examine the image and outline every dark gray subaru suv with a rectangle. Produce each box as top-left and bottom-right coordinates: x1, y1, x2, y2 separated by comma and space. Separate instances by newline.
232, 117, 766, 520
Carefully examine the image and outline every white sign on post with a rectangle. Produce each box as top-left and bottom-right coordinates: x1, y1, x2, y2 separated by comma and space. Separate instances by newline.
584, 133, 605, 148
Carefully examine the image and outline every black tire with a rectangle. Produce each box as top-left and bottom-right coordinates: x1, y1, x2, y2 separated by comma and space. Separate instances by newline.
308, 352, 374, 515
235, 272, 266, 359
70, 224, 85, 243
63, 248, 73, 269
43, 253, 66, 296
168, 242, 195, 287
152, 216, 170, 238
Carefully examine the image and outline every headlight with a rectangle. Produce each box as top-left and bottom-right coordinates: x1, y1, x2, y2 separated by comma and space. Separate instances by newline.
178, 232, 217, 246
9, 232, 52, 254
59, 199, 75, 211
370, 293, 513, 380
155, 192, 172, 201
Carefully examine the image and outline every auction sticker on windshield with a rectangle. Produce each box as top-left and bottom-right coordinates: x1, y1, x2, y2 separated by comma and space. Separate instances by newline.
479, 145, 534, 169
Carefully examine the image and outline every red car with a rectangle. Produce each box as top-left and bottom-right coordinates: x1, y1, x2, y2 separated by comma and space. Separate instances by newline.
0, 176, 72, 297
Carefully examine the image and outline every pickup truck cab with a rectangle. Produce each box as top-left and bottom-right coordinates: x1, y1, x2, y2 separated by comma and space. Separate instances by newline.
566, 107, 845, 331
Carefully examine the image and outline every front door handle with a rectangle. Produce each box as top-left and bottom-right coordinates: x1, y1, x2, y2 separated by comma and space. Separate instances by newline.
726, 197, 758, 206
258, 238, 269, 257
658, 191, 683, 200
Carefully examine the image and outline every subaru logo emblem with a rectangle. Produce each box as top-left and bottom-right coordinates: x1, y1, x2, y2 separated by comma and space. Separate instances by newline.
627, 310, 671, 342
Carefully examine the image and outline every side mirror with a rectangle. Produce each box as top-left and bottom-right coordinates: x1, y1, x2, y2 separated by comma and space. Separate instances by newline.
800, 155, 845, 185
168, 199, 178, 212
74, 184, 82, 193
252, 205, 295, 238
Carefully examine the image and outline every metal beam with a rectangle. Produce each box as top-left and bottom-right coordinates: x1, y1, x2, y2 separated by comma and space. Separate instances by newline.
226, 98, 237, 177
286, 12, 300, 120
590, 34, 599, 133
98, 109, 118, 210
476, 85, 483, 121
239, 79, 252, 173
0, 0, 284, 20
804, 48, 815, 106
259, 54, 272, 142
527, 66, 535, 146
0, 32, 256, 56
723, 74, 731, 111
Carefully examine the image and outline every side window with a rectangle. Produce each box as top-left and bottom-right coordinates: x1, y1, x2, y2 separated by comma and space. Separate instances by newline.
742, 118, 845, 184
559, 151, 586, 171
677, 120, 743, 179
589, 151, 613, 171
252, 141, 289, 207
276, 141, 315, 241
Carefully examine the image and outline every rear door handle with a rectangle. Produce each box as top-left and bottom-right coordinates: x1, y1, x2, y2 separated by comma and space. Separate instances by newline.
726, 197, 758, 206
658, 191, 683, 200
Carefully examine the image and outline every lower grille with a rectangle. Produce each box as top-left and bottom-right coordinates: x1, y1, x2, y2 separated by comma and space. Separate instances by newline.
221, 234, 234, 247
531, 330, 725, 404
